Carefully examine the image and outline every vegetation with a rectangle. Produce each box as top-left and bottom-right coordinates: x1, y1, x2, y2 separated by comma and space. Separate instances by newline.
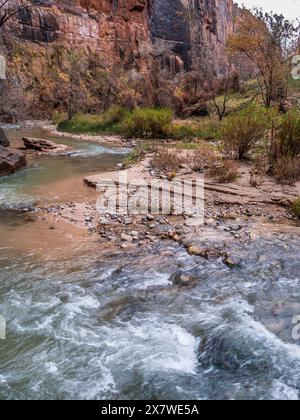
58, 106, 127, 134
292, 198, 300, 220
220, 104, 269, 159
209, 159, 239, 184
123, 143, 152, 167
228, 10, 299, 108
267, 111, 300, 184
150, 148, 186, 173
120, 108, 173, 139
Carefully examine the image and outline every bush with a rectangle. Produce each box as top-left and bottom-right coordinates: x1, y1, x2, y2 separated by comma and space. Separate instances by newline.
220, 105, 269, 159
52, 111, 68, 125
151, 148, 186, 173
249, 157, 268, 187
169, 124, 197, 142
292, 198, 300, 220
121, 108, 173, 139
269, 111, 300, 162
58, 106, 127, 134
273, 156, 300, 185
209, 159, 239, 183
169, 120, 220, 142
191, 143, 217, 172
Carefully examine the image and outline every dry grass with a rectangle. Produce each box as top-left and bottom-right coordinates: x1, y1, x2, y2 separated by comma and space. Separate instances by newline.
209, 159, 239, 183
151, 148, 186, 173
249, 157, 269, 187
273, 156, 300, 185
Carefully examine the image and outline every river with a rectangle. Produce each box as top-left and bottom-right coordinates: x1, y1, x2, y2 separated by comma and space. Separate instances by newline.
1, 127, 300, 400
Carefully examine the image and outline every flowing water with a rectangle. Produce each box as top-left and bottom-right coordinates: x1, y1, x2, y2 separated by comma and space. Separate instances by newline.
1, 127, 300, 400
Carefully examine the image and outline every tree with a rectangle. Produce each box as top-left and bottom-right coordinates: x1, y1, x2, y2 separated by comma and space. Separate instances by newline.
207, 63, 234, 121
66, 50, 86, 120
0, 0, 41, 28
228, 9, 299, 107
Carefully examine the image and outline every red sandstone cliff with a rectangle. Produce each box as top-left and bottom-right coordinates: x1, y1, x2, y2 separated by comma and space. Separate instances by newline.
0, 0, 237, 119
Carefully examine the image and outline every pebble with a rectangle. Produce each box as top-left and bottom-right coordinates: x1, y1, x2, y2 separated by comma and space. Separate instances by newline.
121, 233, 132, 242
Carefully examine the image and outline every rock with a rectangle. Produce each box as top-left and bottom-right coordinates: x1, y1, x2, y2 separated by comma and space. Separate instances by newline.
147, 214, 155, 221
121, 242, 132, 250
0, 127, 9, 147
182, 101, 209, 118
187, 245, 205, 257
0, 145, 27, 176
171, 273, 197, 287
23, 137, 68, 153
173, 234, 181, 242
120, 233, 132, 242
130, 230, 139, 237
185, 217, 204, 227
187, 245, 221, 259
223, 257, 241, 268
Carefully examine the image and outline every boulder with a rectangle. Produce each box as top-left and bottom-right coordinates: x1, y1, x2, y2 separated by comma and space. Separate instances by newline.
0, 145, 27, 176
0, 127, 9, 147
23, 137, 68, 153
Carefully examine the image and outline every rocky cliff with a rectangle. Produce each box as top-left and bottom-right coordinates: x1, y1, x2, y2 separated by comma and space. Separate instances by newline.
0, 0, 237, 120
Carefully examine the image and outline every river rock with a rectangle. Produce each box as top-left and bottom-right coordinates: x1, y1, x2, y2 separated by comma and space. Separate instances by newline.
223, 256, 241, 268
23, 137, 68, 153
171, 273, 197, 287
0, 127, 9, 147
0, 145, 26, 176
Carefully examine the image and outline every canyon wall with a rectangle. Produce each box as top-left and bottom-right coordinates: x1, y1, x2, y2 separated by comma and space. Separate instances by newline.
0, 0, 237, 120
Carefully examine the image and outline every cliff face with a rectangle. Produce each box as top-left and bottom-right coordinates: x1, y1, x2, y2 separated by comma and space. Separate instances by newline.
151, 0, 237, 75
0, 0, 237, 119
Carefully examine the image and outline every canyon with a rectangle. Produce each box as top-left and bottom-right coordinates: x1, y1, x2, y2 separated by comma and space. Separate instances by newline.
0, 0, 238, 120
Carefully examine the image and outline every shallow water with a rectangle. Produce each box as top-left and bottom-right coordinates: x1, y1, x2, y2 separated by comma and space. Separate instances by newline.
1, 129, 300, 400
0, 128, 128, 209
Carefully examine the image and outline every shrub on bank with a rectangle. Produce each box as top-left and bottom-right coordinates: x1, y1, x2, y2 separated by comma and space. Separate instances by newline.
273, 156, 300, 185
151, 147, 186, 173
220, 105, 269, 160
120, 108, 173, 139
123, 143, 152, 167
169, 120, 220, 142
269, 111, 300, 161
58, 106, 127, 134
267, 111, 300, 184
292, 198, 300, 220
209, 159, 239, 183
52, 111, 68, 125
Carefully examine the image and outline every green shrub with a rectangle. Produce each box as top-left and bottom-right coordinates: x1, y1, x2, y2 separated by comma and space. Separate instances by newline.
220, 105, 269, 160
169, 120, 220, 142
292, 198, 300, 219
52, 111, 68, 125
269, 111, 300, 161
169, 124, 197, 141
58, 106, 127, 134
193, 120, 221, 141
121, 108, 173, 139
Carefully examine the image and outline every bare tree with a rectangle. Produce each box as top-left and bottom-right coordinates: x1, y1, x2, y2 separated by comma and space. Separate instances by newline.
0, 0, 41, 28
208, 63, 233, 121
